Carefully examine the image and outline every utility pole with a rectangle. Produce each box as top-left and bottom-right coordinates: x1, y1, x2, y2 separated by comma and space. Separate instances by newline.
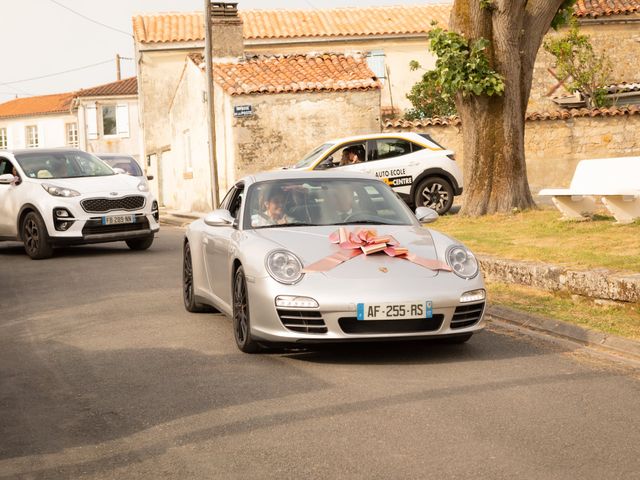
116, 54, 121, 81
203, 0, 220, 208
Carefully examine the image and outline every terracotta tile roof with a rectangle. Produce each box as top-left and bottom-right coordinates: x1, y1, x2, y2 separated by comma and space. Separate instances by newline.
133, 2, 640, 45
76, 77, 137, 97
193, 53, 381, 96
132, 4, 451, 44
573, 0, 640, 18
0, 92, 75, 119
384, 105, 640, 128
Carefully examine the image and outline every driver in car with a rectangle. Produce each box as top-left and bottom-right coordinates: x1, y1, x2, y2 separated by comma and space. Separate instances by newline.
251, 186, 294, 227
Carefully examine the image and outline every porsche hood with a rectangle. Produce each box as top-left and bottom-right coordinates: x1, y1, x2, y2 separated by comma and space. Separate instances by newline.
253, 225, 441, 279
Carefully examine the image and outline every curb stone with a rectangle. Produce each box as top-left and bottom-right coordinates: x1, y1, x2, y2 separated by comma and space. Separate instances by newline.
486, 304, 640, 361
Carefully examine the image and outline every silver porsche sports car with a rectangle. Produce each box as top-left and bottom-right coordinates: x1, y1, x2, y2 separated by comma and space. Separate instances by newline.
183, 171, 486, 353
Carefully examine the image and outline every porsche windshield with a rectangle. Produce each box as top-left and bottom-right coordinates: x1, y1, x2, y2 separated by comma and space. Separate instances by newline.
245, 178, 414, 229
16, 151, 115, 179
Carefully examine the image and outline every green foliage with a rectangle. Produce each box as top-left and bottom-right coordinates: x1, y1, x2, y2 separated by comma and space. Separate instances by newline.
543, 21, 612, 108
405, 70, 457, 119
427, 27, 504, 98
551, 0, 578, 30
405, 26, 504, 119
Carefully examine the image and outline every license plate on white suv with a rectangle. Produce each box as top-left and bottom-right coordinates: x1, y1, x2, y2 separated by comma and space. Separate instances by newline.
357, 301, 433, 320
102, 215, 136, 225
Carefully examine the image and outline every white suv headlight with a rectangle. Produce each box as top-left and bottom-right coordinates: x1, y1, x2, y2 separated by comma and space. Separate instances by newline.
137, 179, 149, 192
266, 250, 304, 284
41, 183, 80, 197
446, 245, 479, 279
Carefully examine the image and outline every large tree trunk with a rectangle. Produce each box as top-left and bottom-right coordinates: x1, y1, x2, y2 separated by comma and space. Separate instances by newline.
451, 0, 565, 216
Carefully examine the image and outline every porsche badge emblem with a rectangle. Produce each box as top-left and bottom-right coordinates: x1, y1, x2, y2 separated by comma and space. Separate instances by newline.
379, 267, 388, 273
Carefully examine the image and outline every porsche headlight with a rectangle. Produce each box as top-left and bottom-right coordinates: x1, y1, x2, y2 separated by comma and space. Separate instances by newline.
446, 245, 479, 279
266, 250, 304, 284
41, 183, 80, 197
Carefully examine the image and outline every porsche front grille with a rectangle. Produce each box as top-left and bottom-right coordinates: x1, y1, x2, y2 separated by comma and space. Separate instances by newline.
451, 302, 485, 329
81, 195, 146, 213
338, 315, 444, 334
277, 309, 327, 334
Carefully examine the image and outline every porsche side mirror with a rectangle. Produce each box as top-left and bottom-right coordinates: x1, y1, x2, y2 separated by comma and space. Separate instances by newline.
204, 209, 235, 226
415, 206, 438, 224
0, 173, 15, 184
146, 175, 155, 181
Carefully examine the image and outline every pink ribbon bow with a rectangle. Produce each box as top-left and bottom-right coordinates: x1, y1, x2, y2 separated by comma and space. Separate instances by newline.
302, 227, 452, 273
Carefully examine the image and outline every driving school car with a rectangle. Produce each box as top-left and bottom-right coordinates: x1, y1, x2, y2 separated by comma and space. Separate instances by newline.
288, 132, 463, 215
182, 170, 485, 353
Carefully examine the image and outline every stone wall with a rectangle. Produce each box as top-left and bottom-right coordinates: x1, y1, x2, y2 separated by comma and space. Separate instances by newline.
385, 109, 640, 196
529, 20, 640, 112
231, 89, 381, 179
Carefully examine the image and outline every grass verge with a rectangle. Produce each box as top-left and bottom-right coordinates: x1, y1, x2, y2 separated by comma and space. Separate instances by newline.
488, 281, 640, 341
437, 208, 640, 274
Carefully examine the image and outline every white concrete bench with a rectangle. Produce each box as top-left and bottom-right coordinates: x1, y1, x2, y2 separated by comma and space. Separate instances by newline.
539, 157, 640, 224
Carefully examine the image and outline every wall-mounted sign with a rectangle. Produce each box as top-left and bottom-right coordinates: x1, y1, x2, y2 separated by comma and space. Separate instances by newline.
233, 105, 254, 117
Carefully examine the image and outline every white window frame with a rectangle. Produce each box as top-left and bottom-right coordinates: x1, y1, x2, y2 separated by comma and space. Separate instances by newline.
25, 125, 39, 148
65, 122, 78, 147
0, 127, 7, 149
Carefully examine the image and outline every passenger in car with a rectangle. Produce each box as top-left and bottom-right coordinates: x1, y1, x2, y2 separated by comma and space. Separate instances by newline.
251, 186, 294, 227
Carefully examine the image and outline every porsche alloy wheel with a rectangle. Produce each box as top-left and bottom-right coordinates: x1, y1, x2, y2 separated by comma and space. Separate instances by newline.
232, 266, 260, 353
22, 212, 53, 260
414, 177, 454, 215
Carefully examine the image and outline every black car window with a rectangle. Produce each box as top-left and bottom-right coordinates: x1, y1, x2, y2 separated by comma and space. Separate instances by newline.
228, 185, 244, 222
372, 138, 412, 161
411, 142, 425, 153
0, 157, 13, 175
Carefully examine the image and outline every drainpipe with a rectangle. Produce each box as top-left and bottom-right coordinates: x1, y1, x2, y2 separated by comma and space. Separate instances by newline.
204, 0, 220, 209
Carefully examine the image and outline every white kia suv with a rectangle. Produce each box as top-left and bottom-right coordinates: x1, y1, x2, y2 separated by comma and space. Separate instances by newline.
289, 132, 463, 215
0, 148, 159, 259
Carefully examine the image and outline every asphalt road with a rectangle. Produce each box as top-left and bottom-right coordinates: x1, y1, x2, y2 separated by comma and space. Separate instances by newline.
1, 228, 639, 480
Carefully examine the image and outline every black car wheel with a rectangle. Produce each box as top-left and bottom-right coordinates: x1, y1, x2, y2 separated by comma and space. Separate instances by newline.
183, 241, 215, 313
414, 177, 454, 215
22, 211, 53, 260
232, 266, 261, 353
126, 235, 154, 250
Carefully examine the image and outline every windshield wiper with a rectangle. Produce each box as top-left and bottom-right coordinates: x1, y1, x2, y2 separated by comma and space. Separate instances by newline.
253, 222, 322, 229
334, 220, 392, 225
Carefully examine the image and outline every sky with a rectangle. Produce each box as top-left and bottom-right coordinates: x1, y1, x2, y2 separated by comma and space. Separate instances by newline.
0, 0, 449, 104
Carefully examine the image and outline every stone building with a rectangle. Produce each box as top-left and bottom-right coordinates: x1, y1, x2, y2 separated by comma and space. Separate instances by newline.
132, 3, 450, 174
165, 52, 380, 212
0, 77, 143, 164
75, 77, 143, 162
0, 93, 77, 150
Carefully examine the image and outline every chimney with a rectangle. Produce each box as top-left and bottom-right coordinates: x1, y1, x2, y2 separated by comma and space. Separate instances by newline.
209, 2, 243, 59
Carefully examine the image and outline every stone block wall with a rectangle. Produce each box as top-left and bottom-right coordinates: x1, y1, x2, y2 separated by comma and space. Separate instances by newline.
528, 20, 640, 112
231, 89, 381, 179
384, 110, 640, 196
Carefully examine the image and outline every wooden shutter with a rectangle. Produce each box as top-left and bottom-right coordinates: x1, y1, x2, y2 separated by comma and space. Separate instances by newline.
86, 105, 98, 139
116, 104, 130, 137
